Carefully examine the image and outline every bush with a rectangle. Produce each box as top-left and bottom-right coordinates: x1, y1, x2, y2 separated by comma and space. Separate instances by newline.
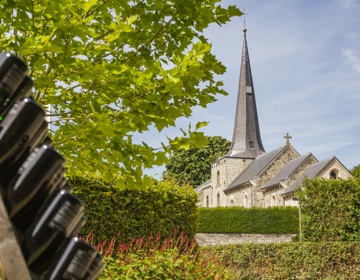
300, 178, 360, 241
90, 231, 231, 280
70, 177, 198, 243
197, 206, 298, 234
205, 242, 360, 279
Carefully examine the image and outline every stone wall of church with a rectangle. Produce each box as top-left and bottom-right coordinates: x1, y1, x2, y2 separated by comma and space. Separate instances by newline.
210, 157, 253, 207
263, 187, 284, 207
226, 186, 252, 207
263, 155, 318, 207
284, 197, 298, 207
253, 147, 300, 207
202, 187, 213, 207
318, 161, 351, 180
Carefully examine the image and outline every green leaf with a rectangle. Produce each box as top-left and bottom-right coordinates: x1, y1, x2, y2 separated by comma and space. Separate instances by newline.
0, 0, 241, 189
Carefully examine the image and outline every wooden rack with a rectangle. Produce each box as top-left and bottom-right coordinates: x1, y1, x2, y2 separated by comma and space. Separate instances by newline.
0, 196, 31, 280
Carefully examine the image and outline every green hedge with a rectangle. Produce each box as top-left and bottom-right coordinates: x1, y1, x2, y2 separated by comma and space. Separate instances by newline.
204, 242, 360, 279
300, 178, 360, 242
69, 177, 198, 243
197, 206, 298, 234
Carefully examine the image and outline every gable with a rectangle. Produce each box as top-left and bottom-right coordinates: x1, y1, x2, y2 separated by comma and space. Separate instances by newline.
225, 144, 300, 193
283, 156, 351, 196
261, 153, 318, 190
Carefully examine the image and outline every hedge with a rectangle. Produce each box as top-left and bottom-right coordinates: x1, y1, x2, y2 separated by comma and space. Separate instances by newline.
69, 177, 198, 243
197, 206, 298, 234
300, 178, 360, 242
204, 242, 360, 279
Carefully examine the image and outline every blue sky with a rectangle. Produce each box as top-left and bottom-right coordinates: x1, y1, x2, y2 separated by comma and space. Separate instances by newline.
142, 0, 360, 177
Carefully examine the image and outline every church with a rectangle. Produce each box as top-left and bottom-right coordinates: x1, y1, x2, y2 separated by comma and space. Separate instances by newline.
195, 28, 351, 208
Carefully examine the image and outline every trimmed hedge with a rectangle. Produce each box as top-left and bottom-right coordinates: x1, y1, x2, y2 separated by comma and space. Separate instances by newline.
197, 206, 298, 234
300, 178, 360, 242
69, 177, 198, 243
204, 242, 360, 279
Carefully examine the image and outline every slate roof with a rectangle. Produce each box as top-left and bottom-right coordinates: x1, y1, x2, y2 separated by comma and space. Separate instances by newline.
226, 30, 265, 158
195, 179, 211, 192
225, 145, 287, 193
282, 156, 336, 195
261, 153, 316, 190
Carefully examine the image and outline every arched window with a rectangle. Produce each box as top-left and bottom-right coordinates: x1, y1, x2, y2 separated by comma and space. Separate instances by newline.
216, 171, 220, 188
249, 141, 255, 148
206, 196, 209, 207
244, 194, 249, 208
217, 193, 220, 207
330, 169, 338, 179
271, 195, 276, 207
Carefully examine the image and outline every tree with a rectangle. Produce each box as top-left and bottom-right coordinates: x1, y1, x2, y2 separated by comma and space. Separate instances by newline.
0, 0, 241, 189
163, 136, 231, 187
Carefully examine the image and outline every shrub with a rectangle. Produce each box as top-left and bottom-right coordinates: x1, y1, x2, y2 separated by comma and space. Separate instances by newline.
89, 230, 231, 280
197, 206, 298, 234
205, 242, 360, 279
70, 176, 198, 243
300, 178, 360, 241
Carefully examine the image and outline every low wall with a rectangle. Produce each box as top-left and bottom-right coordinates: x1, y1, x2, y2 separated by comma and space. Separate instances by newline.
195, 233, 296, 246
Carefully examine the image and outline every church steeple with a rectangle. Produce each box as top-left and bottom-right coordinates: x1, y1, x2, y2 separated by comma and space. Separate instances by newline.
226, 28, 265, 158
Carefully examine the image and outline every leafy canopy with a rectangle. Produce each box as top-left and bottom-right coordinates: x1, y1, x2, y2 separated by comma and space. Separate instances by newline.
0, 0, 241, 189
163, 135, 231, 187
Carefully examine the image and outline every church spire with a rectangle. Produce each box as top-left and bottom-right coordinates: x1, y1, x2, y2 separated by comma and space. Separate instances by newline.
226, 28, 265, 158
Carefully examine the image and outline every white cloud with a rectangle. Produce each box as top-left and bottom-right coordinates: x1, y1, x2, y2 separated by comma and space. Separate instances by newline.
343, 49, 360, 74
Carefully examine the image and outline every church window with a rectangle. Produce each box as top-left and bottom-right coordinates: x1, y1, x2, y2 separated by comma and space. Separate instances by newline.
230, 195, 234, 205
330, 169, 338, 179
217, 171, 220, 188
206, 196, 209, 207
244, 194, 249, 208
217, 193, 220, 207
246, 86, 252, 94
271, 195, 276, 207
249, 141, 255, 148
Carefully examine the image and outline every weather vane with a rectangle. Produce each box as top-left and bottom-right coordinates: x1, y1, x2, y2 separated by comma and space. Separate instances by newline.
243, 8, 248, 32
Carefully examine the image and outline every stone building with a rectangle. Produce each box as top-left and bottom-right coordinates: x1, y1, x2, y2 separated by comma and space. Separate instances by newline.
195, 28, 351, 208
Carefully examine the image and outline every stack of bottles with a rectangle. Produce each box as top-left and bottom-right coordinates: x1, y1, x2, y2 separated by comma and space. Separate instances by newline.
0, 52, 104, 279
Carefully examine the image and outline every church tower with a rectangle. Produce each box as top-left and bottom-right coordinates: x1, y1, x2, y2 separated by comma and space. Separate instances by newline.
226, 27, 265, 158
211, 27, 265, 207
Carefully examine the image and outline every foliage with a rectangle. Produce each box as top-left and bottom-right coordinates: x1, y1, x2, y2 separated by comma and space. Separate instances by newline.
89, 231, 231, 280
164, 136, 231, 187
70, 176, 198, 243
351, 164, 360, 180
0, 0, 241, 189
299, 177, 360, 242
197, 206, 298, 234
206, 242, 360, 279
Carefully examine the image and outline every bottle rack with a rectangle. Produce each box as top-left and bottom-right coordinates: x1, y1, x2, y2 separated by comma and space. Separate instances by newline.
0, 196, 31, 279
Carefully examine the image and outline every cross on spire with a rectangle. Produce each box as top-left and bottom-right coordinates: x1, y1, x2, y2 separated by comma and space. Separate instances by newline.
284, 133, 292, 145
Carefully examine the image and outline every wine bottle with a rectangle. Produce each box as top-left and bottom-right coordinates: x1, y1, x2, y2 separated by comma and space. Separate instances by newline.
21, 189, 84, 275
0, 52, 28, 114
44, 237, 103, 280
0, 98, 45, 168
5, 144, 65, 231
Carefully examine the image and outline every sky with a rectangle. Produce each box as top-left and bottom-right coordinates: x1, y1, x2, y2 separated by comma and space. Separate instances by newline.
141, 0, 360, 178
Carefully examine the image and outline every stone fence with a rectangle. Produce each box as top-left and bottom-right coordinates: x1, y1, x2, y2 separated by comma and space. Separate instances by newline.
195, 233, 296, 246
